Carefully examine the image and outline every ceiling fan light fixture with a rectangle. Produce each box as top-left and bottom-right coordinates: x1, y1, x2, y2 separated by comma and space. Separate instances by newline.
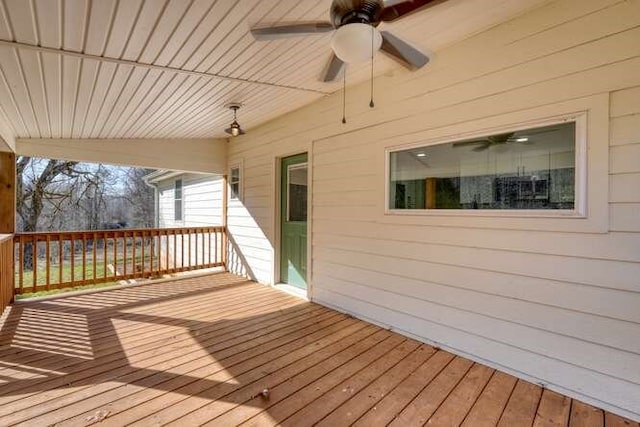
331, 23, 382, 63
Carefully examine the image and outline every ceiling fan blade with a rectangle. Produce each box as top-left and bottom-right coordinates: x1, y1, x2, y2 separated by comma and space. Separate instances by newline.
321, 53, 345, 82
472, 144, 490, 152
380, 31, 430, 69
452, 139, 486, 148
251, 22, 334, 40
488, 132, 514, 144
380, 0, 447, 22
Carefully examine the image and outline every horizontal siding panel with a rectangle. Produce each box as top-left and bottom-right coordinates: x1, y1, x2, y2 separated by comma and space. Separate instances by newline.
313, 190, 376, 207
610, 114, 640, 146
313, 219, 640, 263
610, 144, 640, 174
313, 246, 640, 324
610, 173, 640, 203
315, 276, 640, 383
228, 223, 272, 240
313, 234, 640, 292
610, 86, 640, 117
610, 204, 640, 232
313, 262, 640, 353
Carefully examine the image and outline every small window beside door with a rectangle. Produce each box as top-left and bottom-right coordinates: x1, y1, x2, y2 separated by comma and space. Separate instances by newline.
229, 164, 242, 201
174, 179, 183, 221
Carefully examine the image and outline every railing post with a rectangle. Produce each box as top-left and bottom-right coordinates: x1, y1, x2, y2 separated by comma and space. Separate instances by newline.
1, 151, 15, 311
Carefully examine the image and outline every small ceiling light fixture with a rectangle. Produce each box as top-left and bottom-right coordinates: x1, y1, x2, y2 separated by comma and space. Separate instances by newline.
516, 137, 529, 142
416, 153, 427, 157
224, 103, 245, 137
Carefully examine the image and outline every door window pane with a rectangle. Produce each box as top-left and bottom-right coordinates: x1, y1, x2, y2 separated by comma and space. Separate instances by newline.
389, 121, 576, 210
287, 165, 307, 222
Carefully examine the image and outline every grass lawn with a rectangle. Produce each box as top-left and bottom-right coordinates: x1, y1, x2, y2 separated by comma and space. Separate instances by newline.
15, 254, 159, 300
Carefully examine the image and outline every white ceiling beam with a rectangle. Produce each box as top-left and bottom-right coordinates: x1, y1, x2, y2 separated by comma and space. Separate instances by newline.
16, 138, 227, 174
0, 39, 331, 96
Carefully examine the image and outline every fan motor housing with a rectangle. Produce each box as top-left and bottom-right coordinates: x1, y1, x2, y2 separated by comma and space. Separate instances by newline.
331, 0, 384, 27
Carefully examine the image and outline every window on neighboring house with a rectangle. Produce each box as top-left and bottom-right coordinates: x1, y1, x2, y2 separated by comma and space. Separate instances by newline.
174, 179, 183, 221
388, 118, 583, 213
229, 165, 241, 200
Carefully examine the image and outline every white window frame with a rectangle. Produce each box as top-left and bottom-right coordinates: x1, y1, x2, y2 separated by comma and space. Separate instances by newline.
228, 161, 243, 201
174, 178, 184, 222
385, 112, 588, 218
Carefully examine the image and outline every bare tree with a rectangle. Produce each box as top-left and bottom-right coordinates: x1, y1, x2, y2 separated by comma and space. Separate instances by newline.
16, 157, 156, 270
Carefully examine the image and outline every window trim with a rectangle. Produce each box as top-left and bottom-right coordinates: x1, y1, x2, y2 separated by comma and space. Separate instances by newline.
174, 178, 184, 222
228, 161, 243, 201
384, 112, 587, 218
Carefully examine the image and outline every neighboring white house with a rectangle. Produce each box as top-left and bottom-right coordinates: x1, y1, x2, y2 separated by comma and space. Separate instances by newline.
143, 170, 224, 228
144, 171, 225, 271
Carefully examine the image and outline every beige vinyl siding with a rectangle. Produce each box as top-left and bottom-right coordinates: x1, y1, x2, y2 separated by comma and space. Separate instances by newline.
226, 166, 274, 283
226, 0, 640, 419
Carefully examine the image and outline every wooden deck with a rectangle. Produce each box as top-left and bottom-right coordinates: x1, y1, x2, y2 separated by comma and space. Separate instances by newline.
0, 273, 636, 427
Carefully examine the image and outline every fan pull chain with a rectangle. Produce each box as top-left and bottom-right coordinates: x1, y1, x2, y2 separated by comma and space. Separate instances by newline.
342, 67, 347, 124
369, 25, 375, 108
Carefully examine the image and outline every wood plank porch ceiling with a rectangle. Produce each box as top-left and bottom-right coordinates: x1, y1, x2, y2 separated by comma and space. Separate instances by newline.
0, 273, 635, 426
0, 0, 548, 140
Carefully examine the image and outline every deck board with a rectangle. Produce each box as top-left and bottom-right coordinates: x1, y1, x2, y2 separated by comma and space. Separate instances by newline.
0, 272, 634, 426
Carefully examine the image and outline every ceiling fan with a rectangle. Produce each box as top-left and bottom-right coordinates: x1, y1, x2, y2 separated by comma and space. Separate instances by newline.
453, 133, 520, 152
250, 0, 446, 82
452, 128, 559, 152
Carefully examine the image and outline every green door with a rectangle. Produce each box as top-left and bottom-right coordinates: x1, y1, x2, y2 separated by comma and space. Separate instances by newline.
280, 153, 308, 289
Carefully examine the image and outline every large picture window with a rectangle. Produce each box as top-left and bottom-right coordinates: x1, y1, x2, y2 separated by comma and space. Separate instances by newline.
388, 118, 583, 213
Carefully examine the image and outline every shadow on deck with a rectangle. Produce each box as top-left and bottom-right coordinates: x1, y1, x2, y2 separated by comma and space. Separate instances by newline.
0, 272, 635, 426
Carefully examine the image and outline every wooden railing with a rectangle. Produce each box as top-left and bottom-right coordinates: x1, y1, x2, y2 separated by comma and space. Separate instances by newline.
0, 235, 13, 311
13, 226, 227, 295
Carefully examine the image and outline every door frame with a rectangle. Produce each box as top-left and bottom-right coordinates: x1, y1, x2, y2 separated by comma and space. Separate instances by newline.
273, 150, 313, 300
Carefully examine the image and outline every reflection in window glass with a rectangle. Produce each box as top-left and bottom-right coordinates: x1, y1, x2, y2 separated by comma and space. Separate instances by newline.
389, 122, 576, 210
288, 165, 308, 222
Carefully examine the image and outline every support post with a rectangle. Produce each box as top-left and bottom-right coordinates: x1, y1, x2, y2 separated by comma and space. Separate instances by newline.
0, 151, 15, 311
0, 151, 15, 233
222, 174, 228, 270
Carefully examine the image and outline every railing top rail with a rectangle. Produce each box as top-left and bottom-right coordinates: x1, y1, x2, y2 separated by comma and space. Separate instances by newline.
14, 225, 226, 239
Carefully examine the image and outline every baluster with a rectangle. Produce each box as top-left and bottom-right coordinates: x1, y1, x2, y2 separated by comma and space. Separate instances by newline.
103, 231, 107, 281
82, 234, 87, 283
92, 232, 97, 284
32, 235, 37, 293
70, 234, 75, 285
45, 235, 50, 290
18, 235, 24, 294
58, 234, 63, 286
123, 231, 127, 279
